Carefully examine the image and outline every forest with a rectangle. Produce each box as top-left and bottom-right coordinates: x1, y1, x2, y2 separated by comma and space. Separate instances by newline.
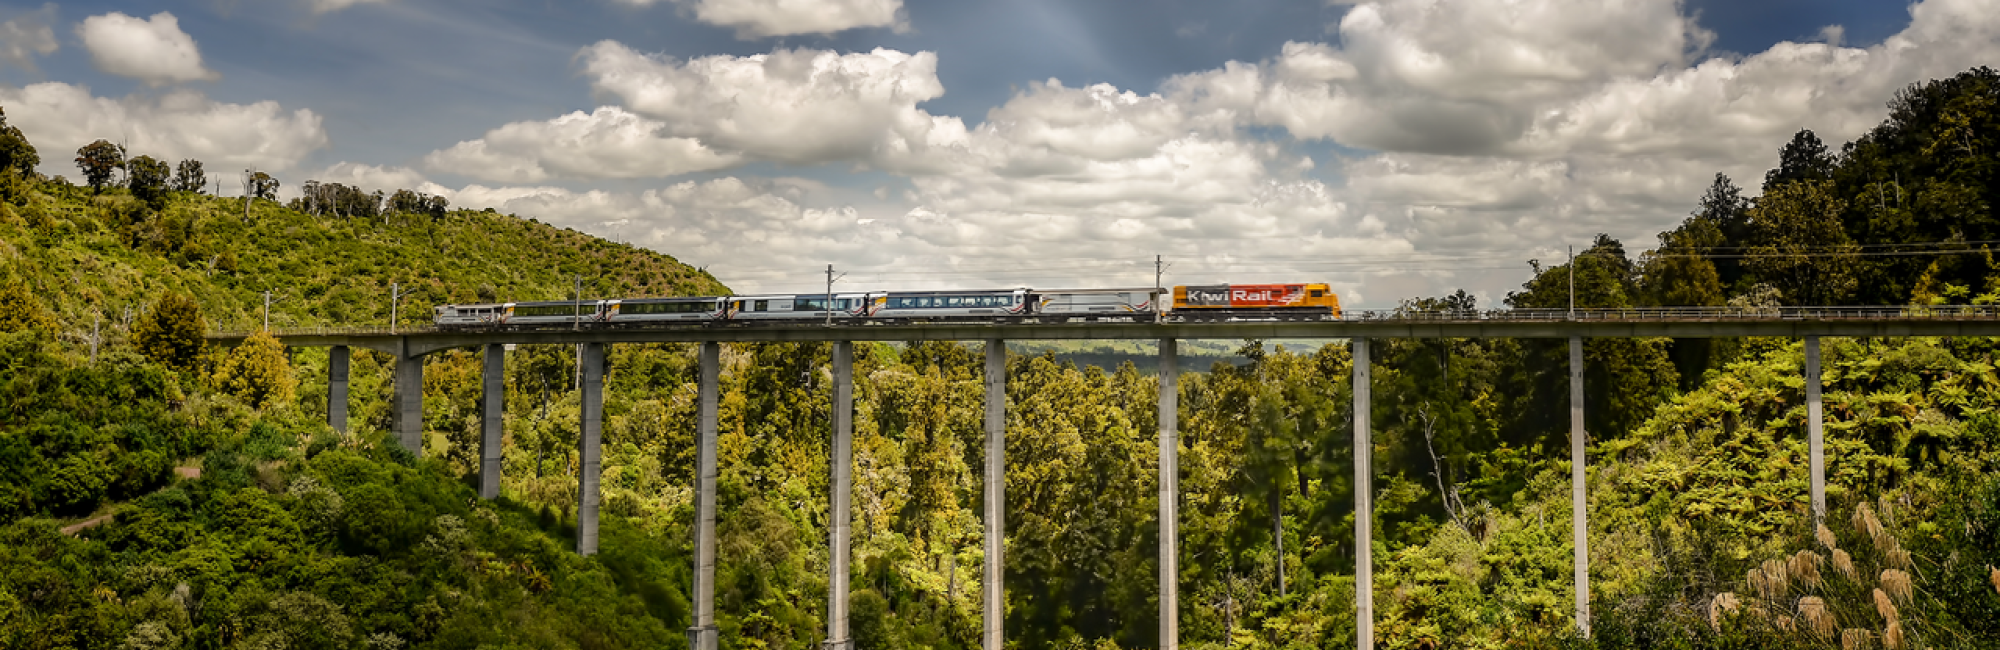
1, 68, 1999, 649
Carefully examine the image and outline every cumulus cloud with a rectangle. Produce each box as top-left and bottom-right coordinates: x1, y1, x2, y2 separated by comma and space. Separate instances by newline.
76, 12, 218, 86
580, 41, 965, 167
398, 0, 2000, 304
0, 82, 327, 174
307, 0, 392, 15
311, 162, 449, 196
680, 0, 906, 39
0, 4, 57, 72
421, 106, 741, 183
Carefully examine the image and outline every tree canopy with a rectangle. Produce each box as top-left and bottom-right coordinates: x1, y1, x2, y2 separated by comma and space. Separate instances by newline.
74, 139, 124, 193
133, 291, 207, 375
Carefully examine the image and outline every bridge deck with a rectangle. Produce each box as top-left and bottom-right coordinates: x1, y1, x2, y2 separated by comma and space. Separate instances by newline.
207, 307, 2000, 356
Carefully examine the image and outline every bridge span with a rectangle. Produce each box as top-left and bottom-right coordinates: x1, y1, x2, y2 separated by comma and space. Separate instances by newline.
203, 306, 2000, 650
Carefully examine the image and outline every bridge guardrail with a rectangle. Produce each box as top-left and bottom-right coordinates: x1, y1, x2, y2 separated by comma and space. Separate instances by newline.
207, 305, 2000, 339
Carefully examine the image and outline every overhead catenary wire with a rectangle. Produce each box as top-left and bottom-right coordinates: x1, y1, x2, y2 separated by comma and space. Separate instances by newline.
702, 236, 2000, 293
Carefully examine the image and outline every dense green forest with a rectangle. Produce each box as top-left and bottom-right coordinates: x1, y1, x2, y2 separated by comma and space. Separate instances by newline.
4, 68, 2000, 649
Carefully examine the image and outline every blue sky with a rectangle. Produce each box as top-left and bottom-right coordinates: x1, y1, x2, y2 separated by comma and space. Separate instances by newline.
0, 0, 1987, 305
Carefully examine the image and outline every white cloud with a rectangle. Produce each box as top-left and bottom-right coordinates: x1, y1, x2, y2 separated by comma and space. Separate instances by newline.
0, 4, 57, 72
0, 82, 327, 175
677, 0, 906, 39
76, 12, 218, 86
307, 0, 392, 15
579, 41, 965, 167
311, 162, 447, 195
421, 106, 741, 183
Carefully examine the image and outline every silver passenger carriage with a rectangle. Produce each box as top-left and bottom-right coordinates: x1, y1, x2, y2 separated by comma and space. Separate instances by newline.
1033, 287, 1160, 321
605, 297, 724, 324
506, 300, 605, 326
869, 289, 1029, 320
722, 293, 874, 321
436, 303, 507, 329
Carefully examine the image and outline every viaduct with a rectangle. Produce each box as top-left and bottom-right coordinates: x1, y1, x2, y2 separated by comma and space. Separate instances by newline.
209, 307, 2000, 650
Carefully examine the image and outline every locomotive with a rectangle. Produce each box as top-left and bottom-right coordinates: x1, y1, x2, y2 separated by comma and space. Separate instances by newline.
435, 283, 1339, 329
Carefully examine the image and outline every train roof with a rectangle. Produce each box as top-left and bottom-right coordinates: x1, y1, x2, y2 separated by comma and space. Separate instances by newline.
611, 296, 723, 302
1032, 287, 1162, 294
878, 288, 1026, 296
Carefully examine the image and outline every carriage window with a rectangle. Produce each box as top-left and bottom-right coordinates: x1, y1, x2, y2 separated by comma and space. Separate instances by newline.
1310, 290, 1325, 298
755, 300, 769, 312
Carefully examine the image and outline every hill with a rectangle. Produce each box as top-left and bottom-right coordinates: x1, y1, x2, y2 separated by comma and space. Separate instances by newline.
0, 175, 727, 339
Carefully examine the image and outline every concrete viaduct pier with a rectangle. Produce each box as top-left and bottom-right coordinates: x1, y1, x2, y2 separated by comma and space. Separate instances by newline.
226, 309, 1993, 649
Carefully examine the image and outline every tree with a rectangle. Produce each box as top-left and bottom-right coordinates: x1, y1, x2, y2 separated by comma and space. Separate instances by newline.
1639, 218, 1726, 388
0, 107, 38, 177
126, 155, 170, 208
213, 330, 296, 409
248, 171, 279, 200
1691, 173, 1753, 290
390, 189, 424, 215
1504, 236, 1679, 447
1764, 129, 1835, 193
1746, 179, 1860, 306
172, 159, 206, 193
133, 291, 206, 375
0, 274, 52, 333
74, 140, 125, 193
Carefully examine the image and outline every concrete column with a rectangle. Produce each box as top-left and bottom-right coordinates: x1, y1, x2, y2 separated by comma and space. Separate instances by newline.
479, 344, 505, 500
393, 347, 424, 456
1158, 338, 1180, 650
826, 342, 855, 650
1570, 336, 1590, 637
328, 346, 349, 434
689, 342, 720, 650
577, 342, 605, 556
983, 340, 1006, 650
1352, 338, 1372, 649
1806, 336, 1825, 522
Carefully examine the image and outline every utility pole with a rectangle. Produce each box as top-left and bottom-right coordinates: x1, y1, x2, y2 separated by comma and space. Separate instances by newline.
1567, 245, 1575, 319
574, 274, 585, 391
1154, 254, 1171, 316
90, 312, 99, 363
390, 282, 399, 334
263, 290, 272, 332
824, 264, 845, 326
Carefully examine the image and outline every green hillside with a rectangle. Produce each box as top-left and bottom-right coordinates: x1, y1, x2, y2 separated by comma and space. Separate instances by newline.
1, 175, 727, 337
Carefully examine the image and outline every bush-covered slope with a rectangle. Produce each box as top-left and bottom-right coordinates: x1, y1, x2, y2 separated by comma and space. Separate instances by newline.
0, 180, 727, 338
0, 330, 689, 648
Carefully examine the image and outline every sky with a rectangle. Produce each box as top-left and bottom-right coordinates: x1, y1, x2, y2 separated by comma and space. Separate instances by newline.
0, 0, 1988, 307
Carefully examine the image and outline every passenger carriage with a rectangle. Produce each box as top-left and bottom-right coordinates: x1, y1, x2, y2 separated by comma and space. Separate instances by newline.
868, 289, 1029, 321
605, 297, 724, 324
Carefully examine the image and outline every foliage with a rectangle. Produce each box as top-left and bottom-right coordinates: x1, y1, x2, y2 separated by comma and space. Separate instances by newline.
171, 158, 205, 194
74, 139, 124, 193
0, 107, 37, 177
213, 330, 297, 410
0, 272, 52, 334
1745, 180, 1859, 306
126, 155, 171, 208
133, 292, 207, 376
248, 171, 279, 201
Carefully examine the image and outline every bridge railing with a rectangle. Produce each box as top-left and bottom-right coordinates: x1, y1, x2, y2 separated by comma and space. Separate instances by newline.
209, 326, 431, 338
208, 305, 2000, 338
1351, 306, 2000, 321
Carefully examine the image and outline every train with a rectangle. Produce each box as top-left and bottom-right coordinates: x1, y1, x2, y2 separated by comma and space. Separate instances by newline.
434, 283, 1340, 329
